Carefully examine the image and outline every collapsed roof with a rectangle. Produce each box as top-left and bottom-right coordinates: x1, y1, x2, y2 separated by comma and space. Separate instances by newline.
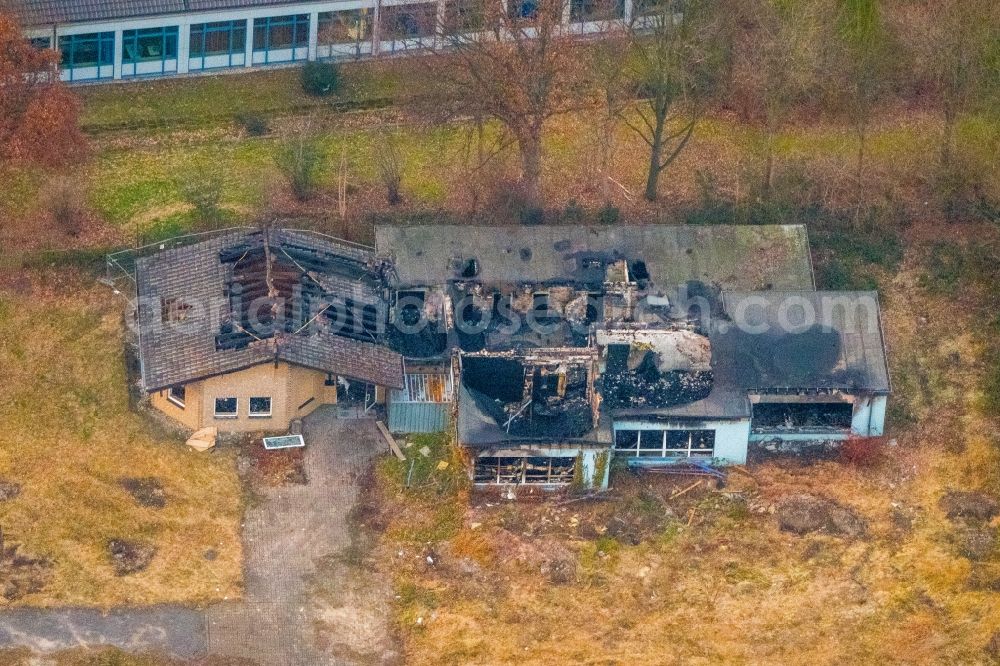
136, 228, 404, 391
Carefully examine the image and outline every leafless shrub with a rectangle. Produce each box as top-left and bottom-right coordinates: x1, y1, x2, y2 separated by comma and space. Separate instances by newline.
374, 133, 404, 206
275, 118, 328, 202
41, 175, 85, 237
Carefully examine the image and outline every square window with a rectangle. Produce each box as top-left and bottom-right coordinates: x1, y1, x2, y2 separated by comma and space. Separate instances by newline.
249, 397, 272, 417
215, 397, 237, 418
167, 385, 186, 408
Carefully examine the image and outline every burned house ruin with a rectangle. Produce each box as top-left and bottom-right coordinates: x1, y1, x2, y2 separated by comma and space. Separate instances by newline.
375, 224, 890, 491
132, 224, 890, 491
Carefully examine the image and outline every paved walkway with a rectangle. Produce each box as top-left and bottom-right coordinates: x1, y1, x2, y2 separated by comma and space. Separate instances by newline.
0, 407, 397, 664
0, 606, 205, 658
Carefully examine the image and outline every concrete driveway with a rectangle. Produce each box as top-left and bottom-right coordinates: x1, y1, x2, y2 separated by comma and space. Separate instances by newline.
206, 407, 399, 665
0, 407, 398, 665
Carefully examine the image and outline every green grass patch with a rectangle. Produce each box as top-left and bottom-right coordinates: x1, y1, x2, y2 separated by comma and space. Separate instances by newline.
810, 211, 904, 291
77, 62, 403, 133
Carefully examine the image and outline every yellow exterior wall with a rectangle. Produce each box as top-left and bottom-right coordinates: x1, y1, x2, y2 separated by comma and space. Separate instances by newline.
150, 381, 203, 430
151, 362, 338, 432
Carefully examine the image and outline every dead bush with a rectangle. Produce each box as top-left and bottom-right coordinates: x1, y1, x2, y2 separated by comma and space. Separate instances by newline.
838, 436, 887, 467
275, 120, 328, 201
41, 175, 85, 236
374, 133, 404, 206
177, 166, 224, 226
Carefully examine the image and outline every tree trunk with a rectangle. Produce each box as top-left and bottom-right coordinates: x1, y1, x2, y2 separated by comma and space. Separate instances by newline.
519, 133, 543, 209
941, 106, 956, 170
762, 134, 774, 202
644, 112, 666, 202
855, 123, 867, 223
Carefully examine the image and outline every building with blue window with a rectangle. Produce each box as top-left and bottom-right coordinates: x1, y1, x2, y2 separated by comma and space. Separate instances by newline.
4, 0, 643, 83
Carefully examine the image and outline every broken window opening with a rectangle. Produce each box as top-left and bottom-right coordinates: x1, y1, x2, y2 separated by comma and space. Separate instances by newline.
614, 428, 716, 458
752, 402, 853, 431
160, 297, 192, 323
473, 456, 576, 484
460, 258, 480, 278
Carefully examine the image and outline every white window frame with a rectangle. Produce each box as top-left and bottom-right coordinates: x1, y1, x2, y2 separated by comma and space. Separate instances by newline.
614, 428, 715, 458
249, 396, 272, 418
214, 397, 238, 419
166, 385, 185, 408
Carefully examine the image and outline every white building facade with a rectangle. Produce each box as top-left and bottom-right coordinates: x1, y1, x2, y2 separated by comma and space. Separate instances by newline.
13, 0, 636, 83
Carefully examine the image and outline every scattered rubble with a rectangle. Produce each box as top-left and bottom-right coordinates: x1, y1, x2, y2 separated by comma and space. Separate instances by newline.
603, 344, 713, 409
940, 491, 999, 521
0, 480, 21, 502
108, 539, 157, 576
958, 527, 997, 561
776, 495, 867, 538
119, 477, 166, 509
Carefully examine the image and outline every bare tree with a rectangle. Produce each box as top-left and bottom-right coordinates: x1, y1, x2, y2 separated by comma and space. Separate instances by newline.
832, 0, 895, 215
901, 0, 998, 170
374, 131, 404, 205
733, 0, 824, 201
626, 0, 724, 202
587, 27, 633, 204
275, 117, 328, 201
420, 0, 584, 210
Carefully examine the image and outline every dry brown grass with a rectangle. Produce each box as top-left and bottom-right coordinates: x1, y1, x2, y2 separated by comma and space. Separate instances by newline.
373, 222, 1000, 665
0, 269, 242, 607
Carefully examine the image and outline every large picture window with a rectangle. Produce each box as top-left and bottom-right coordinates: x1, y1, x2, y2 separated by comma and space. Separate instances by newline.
122, 26, 178, 76
614, 428, 715, 458
58, 32, 114, 81
379, 4, 437, 53
318, 9, 372, 53
253, 14, 309, 63
190, 20, 246, 69
473, 456, 576, 484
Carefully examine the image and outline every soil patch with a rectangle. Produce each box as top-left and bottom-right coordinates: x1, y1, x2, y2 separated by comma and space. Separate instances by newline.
776, 494, 867, 538
940, 490, 999, 521
118, 477, 166, 509
958, 527, 998, 561
247, 443, 307, 486
0, 481, 21, 502
108, 540, 157, 576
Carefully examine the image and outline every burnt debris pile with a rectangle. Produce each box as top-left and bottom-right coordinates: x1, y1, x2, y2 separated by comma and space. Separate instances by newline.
602, 344, 713, 409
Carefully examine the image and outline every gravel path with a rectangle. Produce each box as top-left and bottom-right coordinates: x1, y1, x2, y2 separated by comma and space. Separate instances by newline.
0, 407, 398, 664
